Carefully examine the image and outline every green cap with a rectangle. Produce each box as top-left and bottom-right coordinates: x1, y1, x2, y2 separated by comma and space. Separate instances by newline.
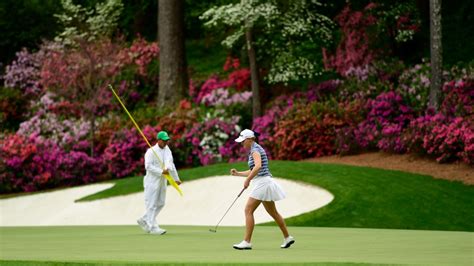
157, 131, 170, 141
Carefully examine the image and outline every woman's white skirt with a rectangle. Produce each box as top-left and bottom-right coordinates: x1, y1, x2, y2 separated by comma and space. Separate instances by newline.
249, 176, 286, 201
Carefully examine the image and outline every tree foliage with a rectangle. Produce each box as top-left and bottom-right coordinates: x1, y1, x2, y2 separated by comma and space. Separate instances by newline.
0, 0, 60, 65
54, 0, 124, 46
200, 0, 334, 84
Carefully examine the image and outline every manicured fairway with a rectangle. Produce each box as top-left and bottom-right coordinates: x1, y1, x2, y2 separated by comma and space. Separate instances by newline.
1, 225, 472, 265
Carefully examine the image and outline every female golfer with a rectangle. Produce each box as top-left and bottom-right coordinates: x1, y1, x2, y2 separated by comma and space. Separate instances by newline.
230, 129, 295, 250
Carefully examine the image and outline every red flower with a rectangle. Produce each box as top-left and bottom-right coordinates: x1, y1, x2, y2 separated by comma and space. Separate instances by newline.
179, 99, 192, 110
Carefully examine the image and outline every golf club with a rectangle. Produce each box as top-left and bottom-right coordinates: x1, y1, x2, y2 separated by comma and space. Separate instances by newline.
209, 187, 246, 233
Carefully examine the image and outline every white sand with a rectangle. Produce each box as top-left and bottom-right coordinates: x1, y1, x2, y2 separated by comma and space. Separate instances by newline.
0, 176, 333, 226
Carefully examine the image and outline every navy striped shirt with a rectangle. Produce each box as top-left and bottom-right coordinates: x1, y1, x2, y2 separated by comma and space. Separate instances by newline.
248, 142, 272, 177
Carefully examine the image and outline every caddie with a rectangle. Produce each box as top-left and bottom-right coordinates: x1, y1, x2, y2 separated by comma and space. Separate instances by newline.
137, 130, 182, 235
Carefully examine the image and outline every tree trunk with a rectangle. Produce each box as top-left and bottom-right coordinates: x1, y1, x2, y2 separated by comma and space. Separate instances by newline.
156, 0, 159, 41
429, 0, 442, 110
245, 25, 262, 120
158, 0, 187, 108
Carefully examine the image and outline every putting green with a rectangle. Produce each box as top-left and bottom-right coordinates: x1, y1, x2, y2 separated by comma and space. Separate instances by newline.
1, 226, 472, 265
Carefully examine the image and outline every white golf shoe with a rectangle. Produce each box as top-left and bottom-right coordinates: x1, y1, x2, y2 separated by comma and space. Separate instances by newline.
280, 236, 295, 248
136, 218, 150, 233
149, 227, 167, 235
233, 240, 252, 250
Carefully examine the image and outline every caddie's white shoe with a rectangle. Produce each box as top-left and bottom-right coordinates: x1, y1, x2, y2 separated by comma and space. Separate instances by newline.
233, 240, 252, 250
149, 227, 166, 235
137, 218, 150, 233
280, 236, 295, 248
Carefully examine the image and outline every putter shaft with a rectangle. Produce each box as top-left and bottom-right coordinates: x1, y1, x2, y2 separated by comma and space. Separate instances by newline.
209, 187, 246, 232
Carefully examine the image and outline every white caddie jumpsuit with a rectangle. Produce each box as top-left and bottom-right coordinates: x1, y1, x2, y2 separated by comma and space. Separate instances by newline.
140, 144, 180, 229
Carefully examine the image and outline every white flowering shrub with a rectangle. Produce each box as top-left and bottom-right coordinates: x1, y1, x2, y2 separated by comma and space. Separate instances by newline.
54, 0, 123, 46
200, 0, 334, 84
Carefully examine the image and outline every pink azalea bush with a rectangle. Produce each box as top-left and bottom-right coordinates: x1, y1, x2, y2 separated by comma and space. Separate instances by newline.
0, 134, 61, 192
193, 75, 232, 104
17, 92, 91, 150
324, 2, 420, 77
398, 59, 431, 112
185, 115, 243, 165
323, 3, 379, 76
103, 126, 153, 178
254, 80, 342, 156
0, 37, 164, 193
272, 104, 341, 160
3, 42, 62, 97
0, 134, 103, 193
153, 107, 198, 167
58, 151, 105, 184
253, 94, 304, 157
201, 88, 252, 107
3, 48, 43, 97
402, 79, 474, 164
338, 91, 413, 153
191, 57, 251, 104
117, 37, 159, 77
440, 79, 473, 117
405, 114, 473, 164
254, 81, 358, 159
2, 24, 473, 195
335, 77, 473, 162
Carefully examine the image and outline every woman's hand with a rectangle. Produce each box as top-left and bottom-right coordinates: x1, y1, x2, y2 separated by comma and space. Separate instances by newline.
230, 168, 238, 176
244, 178, 250, 189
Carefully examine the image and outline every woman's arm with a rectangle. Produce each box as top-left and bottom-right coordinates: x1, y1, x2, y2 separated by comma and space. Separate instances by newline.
244, 152, 261, 188
230, 169, 250, 177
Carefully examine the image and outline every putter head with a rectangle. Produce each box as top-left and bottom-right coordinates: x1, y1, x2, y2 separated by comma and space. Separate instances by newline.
209, 229, 217, 233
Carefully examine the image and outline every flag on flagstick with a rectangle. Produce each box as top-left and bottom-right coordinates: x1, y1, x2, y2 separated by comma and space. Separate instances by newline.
109, 85, 183, 196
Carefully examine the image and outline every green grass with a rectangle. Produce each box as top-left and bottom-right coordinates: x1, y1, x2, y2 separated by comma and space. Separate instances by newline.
0, 226, 472, 265
76, 161, 474, 232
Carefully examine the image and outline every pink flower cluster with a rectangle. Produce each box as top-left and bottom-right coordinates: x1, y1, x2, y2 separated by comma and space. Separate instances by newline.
194, 75, 232, 104
253, 82, 343, 157
103, 125, 156, 178
405, 114, 473, 164
349, 91, 413, 152
398, 60, 431, 111
3, 48, 43, 97
192, 57, 251, 104
323, 3, 379, 76
253, 95, 299, 155
440, 79, 473, 117
201, 88, 252, 106
185, 116, 244, 165
118, 37, 159, 76
0, 134, 103, 193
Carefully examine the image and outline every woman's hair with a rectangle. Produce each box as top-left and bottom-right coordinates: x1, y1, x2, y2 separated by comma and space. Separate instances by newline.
253, 131, 260, 143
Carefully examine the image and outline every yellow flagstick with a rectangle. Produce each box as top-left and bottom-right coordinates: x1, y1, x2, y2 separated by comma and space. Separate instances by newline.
109, 84, 183, 196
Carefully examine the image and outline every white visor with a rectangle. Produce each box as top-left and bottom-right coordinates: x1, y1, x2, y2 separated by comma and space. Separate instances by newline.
235, 129, 255, 142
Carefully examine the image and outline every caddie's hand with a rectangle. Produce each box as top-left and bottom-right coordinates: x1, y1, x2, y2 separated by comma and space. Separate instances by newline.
244, 179, 250, 189
162, 169, 169, 175
230, 169, 238, 176
176, 180, 182, 185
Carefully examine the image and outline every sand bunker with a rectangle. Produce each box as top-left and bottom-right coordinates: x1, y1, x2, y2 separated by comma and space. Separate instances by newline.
0, 176, 333, 226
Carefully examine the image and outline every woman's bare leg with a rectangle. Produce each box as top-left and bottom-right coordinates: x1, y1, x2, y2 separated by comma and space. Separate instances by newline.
262, 201, 289, 238
244, 197, 261, 242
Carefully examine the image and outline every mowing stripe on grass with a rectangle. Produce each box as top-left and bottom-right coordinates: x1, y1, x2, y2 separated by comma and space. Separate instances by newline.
0, 226, 472, 265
